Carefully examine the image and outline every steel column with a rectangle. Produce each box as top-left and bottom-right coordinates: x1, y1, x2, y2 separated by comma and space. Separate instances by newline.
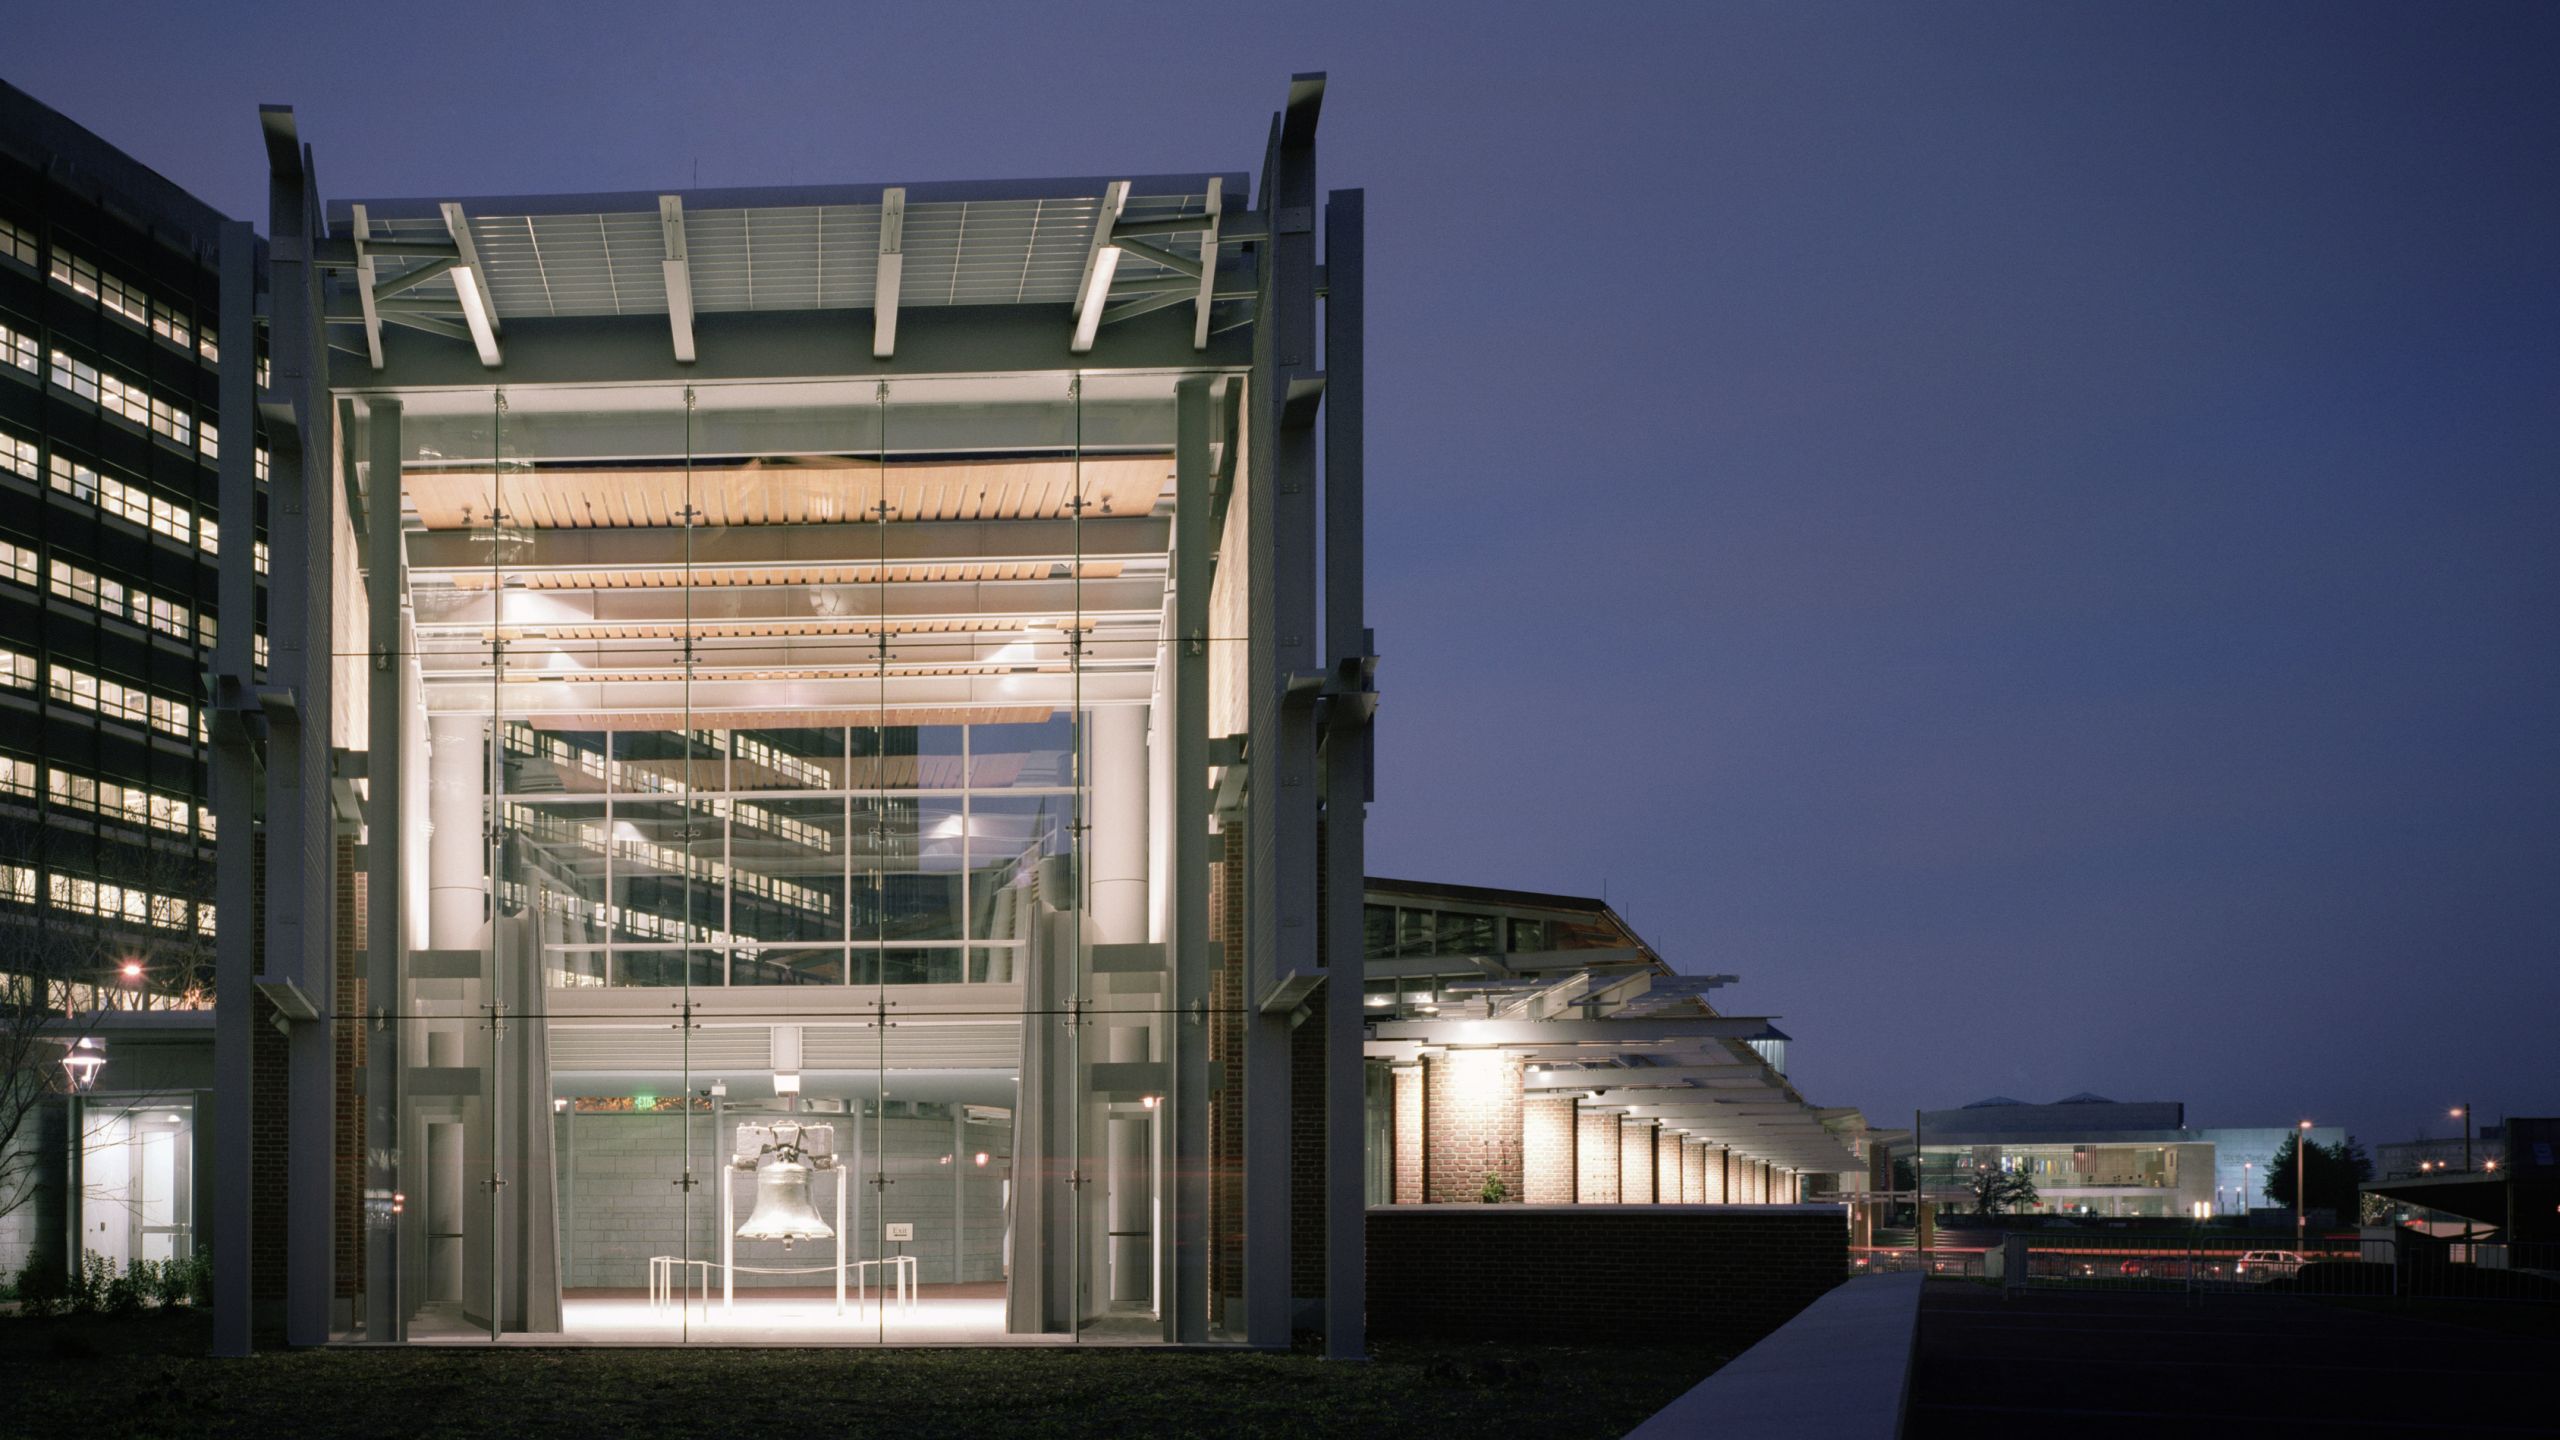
364, 399, 406, 1340
1319, 187, 1368, 1360
209, 219, 259, 1359
1166, 377, 1214, 1343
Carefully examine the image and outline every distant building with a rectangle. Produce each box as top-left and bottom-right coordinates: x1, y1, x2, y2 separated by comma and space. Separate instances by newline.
1903, 1095, 2344, 1220
2375, 1124, 2505, 1181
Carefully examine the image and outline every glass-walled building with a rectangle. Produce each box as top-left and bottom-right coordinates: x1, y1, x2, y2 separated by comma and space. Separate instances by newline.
165, 73, 1372, 1353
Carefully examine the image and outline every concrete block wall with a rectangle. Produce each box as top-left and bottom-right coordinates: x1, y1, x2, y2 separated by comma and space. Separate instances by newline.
557, 1109, 1009, 1290
1368, 1204, 1846, 1346
1522, 1097, 1577, 1204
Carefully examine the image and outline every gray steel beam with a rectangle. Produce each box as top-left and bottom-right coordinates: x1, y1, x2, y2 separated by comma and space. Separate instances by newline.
1193, 178, 1223, 350
1319, 186, 1366, 1361
404, 514, 1167, 577
1365, 1017, 1781, 1045
363, 399, 406, 1341
659, 196, 695, 364
1243, 69, 1323, 1352
1167, 376, 1212, 1343
440, 202, 502, 367
350, 203, 384, 370
1071, 181, 1130, 353
339, 301, 1250, 392
209, 218, 260, 1360
872, 188, 905, 359
267, 104, 340, 1350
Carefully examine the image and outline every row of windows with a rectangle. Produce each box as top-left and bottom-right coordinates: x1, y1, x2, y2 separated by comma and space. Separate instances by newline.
1, 648, 201, 743
33, 442, 269, 574
0, 863, 213, 936
50, 346, 214, 457
506, 802, 839, 920
45, 555, 214, 647
1362, 904, 1552, 960
0, 218, 34, 268
47, 242, 223, 366
0, 753, 215, 841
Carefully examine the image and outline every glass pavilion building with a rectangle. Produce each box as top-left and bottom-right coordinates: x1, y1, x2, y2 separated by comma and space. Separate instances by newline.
179, 73, 1374, 1351
5, 71, 1865, 1356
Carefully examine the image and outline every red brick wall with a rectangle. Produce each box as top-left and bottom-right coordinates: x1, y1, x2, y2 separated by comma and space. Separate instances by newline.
1421, 1051, 1521, 1204
1206, 827, 1246, 1319
1576, 1107, 1620, 1203
1368, 1205, 1845, 1345
1521, 1098, 1577, 1204
1289, 1006, 1326, 1299
335, 839, 363, 1300
1619, 1117, 1656, 1204
1391, 1067, 1422, 1205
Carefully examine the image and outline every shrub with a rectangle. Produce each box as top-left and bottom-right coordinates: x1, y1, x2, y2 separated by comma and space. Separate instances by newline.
147, 1255, 190, 1308
11, 1254, 67, 1317
1479, 1172, 1510, 1204
101, 1255, 146, 1315
182, 1249, 211, 1307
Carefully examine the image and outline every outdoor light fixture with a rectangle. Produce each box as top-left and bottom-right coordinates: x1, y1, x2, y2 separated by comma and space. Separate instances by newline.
61, 1037, 104, 1092
1141, 1094, 1160, 1109
975, 1152, 989, 1167
711, 1079, 726, 1097
773, 1074, 802, 1096
120, 960, 143, 982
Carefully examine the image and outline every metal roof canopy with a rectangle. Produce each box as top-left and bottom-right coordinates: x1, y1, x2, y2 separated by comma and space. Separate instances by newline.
331, 174, 1248, 326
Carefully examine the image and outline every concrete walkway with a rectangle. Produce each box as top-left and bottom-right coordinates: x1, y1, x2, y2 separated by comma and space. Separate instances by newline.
1626, 1273, 1923, 1439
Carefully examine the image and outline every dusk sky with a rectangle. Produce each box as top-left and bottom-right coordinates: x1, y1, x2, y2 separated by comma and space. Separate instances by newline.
10, 1, 2554, 1156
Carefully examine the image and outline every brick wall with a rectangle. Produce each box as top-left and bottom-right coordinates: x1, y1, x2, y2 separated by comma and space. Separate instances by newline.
1521, 1098, 1577, 1205
1206, 827, 1245, 1317
1289, 1007, 1326, 1299
1619, 1117, 1656, 1204
1683, 1139, 1706, 1204
251, 988, 288, 1309
1576, 1106, 1620, 1203
1421, 1051, 1521, 1204
1391, 1067, 1422, 1205
1368, 1204, 1845, 1345
335, 839, 363, 1300
1658, 1131, 1683, 1203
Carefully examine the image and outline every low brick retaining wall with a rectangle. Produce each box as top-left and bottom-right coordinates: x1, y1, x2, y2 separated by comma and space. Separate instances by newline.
1367, 1204, 1845, 1346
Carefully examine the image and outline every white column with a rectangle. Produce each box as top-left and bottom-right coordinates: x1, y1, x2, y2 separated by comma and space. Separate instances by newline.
1087, 705, 1150, 944
428, 714, 487, 948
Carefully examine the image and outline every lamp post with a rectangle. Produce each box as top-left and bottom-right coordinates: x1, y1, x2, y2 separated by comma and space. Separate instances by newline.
2243, 1160, 2253, 1220
2295, 1119, 2312, 1253
2453, 1105, 2471, 1173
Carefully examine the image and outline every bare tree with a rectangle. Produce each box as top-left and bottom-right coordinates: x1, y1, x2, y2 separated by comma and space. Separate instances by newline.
0, 810, 215, 1239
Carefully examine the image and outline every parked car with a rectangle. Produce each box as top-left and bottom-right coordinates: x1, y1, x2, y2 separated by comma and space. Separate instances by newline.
2236, 1250, 2305, 1280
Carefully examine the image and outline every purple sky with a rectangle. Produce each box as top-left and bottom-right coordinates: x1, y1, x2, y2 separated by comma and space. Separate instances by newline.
12, 1, 2555, 1151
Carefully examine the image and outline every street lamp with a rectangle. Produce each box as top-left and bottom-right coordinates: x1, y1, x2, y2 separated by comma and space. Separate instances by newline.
2296, 1119, 2312, 1253
60, 1037, 105, 1092
2452, 1105, 2471, 1173
2243, 1160, 2253, 1218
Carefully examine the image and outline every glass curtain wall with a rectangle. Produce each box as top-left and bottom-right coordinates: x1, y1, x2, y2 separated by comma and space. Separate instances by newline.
370, 372, 1234, 1344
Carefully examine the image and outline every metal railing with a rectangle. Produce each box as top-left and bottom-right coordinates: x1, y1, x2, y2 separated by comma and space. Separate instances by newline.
1955, 1229, 2560, 1304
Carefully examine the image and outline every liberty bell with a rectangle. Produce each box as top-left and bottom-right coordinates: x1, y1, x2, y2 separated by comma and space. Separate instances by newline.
734, 1121, 836, 1251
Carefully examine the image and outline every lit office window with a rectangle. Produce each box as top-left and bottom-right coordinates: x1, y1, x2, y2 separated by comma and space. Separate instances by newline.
46, 661, 194, 740
0, 755, 32, 796
150, 299, 192, 351
0, 648, 33, 689
0, 322, 36, 375
0, 217, 35, 268
0, 427, 33, 480
0, 541, 32, 589
48, 249, 100, 300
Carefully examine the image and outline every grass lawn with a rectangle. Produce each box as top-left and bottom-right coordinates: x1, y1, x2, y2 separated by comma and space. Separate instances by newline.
0, 1309, 1723, 1439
